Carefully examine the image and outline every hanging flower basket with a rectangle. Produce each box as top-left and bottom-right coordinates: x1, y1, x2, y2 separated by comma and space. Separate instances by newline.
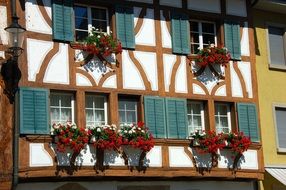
225, 132, 251, 170
193, 45, 231, 79
189, 130, 226, 167
70, 29, 122, 66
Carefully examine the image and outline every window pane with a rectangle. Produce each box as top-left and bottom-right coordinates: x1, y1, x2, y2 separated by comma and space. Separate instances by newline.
203, 34, 215, 45
86, 110, 94, 122
60, 95, 72, 107
94, 110, 105, 122
125, 101, 137, 110
119, 111, 125, 123
202, 23, 215, 33
51, 108, 59, 123
275, 107, 286, 149
215, 104, 227, 115
268, 26, 286, 65
126, 111, 137, 123
76, 31, 88, 41
74, 6, 88, 18
75, 18, 88, 30
191, 44, 200, 54
61, 108, 72, 122
190, 21, 199, 32
91, 8, 107, 20
92, 20, 107, 32
50, 94, 60, 106
191, 33, 199, 43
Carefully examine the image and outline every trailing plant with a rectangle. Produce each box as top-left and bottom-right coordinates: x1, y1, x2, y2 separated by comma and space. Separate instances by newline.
195, 45, 231, 68
52, 122, 89, 153
118, 122, 155, 152
71, 29, 122, 57
89, 124, 121, 150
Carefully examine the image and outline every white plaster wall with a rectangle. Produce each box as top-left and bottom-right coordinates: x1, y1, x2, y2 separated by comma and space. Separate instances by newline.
102, 75, 117, 89
27, 38, 53, 81
215, 85, 226, 96
43, 43, 69, 84
104, 149, 125, 166
135, 9, 156, 46
175, 56, 188, 93
241, 22, 250, 56
0, 6, 8, 45
160, 0, 182, 8
188, 0, 221, 13
193, 83, 206, 95
134, 51, 158, 91
76, 73, 92, 86
17, 181, 255, 190
145, 146, 162, 167
226, 0, 247, 17
238, 61, 253, 98
230, 61, 243, 97
25, 0, 52, 34
163, 54, 176, 92
122, 50, 145, 90
169, 147, 193, 167
160, 10, 172, 48
30, 143, 53, 167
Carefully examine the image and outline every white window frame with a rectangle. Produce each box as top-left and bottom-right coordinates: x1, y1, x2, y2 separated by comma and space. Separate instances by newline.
190, 20, 217, 54
85, 94, 108, 127
118, 99, 138, 124
214, 103, 231, 134
187, 101, 205, 134
74, 4, 110, 39
266, 22, 286, 70
272, 103, 286, 153
50, 92, 75, 124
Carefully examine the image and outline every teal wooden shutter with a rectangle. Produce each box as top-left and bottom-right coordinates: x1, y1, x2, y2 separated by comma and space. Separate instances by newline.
171, 12, 190, 54
224, 21, 241, 60
115, 6, 135, 49
144, 96, 166, 138
165, 98, 188, 139
20, 88, 49, 134
237, 103, 260, 142
52, 0, 74, 41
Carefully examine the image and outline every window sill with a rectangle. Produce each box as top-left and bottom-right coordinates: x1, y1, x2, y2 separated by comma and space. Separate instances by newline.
277, 147, 286, 153
269, 64, 286, 71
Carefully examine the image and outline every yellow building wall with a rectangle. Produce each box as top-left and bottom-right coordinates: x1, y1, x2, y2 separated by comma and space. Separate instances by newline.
254, 9, 286, 190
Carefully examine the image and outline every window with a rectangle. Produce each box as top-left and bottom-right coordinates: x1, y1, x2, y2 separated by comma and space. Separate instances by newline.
50, 93, 75, 124
119, 98, 138, 124
190, 21, 217, 54
215, 103, 231, 133
274, 106, 286, 152
187, 101, 205, 134
74, 5, 109, 41
268, 25, 286, 67
85, 95, 108, 127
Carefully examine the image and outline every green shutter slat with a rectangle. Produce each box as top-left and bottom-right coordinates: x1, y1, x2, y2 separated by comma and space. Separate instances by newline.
247, 104, 260, 142
237, 103, 260, 142
166, 98, 187, 139
171, 12, 190, 55
34, 91, 49, 134
52, 0, 74, 42
144, 96, 166, 138
224, 21, 241, 60
115, 6, 135, 49
20, 88, 49, 135
63, 0, 74, 42
20, 89, 36, 134
232, 22, 241, 60
52, 0, 65, 41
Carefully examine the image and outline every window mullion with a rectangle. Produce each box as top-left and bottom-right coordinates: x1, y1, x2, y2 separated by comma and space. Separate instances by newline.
87, 7, 92, 34
198, 22, 203, 49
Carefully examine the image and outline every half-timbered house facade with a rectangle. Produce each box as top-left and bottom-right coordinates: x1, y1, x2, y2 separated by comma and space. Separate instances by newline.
0, 0, 263, 189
